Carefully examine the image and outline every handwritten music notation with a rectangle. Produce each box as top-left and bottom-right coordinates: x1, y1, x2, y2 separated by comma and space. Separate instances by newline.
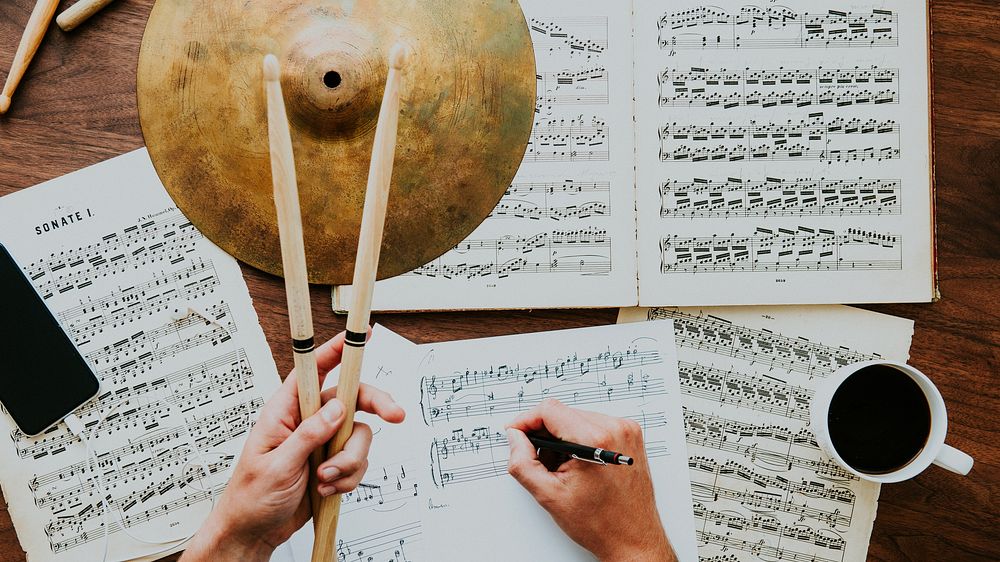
660, 177, 901, 218
428, 412, 670, 488
660, 226, 903, 274
684, 409, 855, 481
527, 116, 609, 162
341, 464, 419, 517
648, 309, 879, 378
658, 66, 899, 109
659, 114, 900, 163
335, 521, 421, 562
658, 7, 899, 50
419, 341, 664, 426
23, 212, 201, 300
529, 17, 608, 58
536, 67, 609, 114
404, 227, 612, 281
489, 180, 611, 222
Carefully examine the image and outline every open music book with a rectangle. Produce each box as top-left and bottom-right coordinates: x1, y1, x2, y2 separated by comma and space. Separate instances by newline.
0, 150, 281, 562
335, 0, 935, 312
279, 323, 699, 562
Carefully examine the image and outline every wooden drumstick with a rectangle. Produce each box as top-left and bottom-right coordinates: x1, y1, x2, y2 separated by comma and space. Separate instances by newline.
311, 43, 409, 562
263, 54, 325, 518
1, 0, 59, 115
56, 0, 119, 32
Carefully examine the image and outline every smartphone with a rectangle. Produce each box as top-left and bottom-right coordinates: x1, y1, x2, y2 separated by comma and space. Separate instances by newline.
0, 242, 100, 436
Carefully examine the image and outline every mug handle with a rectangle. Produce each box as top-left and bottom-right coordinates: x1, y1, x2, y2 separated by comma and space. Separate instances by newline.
932, 444, 974, 475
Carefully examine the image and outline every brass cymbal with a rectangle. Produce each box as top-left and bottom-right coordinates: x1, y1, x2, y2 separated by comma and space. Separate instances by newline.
137, 0, 535, 284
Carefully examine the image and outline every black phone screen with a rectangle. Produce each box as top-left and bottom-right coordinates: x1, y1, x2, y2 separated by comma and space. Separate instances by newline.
0, 243, 100, 436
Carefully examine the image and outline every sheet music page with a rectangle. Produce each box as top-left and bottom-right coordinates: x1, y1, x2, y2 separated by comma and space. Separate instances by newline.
0, 150, 281, 562
286, 322, 698, 561
633, 0, 934, 305
619, 305, 914, 562
336, 0, 639, 311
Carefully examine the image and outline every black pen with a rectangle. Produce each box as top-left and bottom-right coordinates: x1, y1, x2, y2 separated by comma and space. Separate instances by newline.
528, 435, 634, 466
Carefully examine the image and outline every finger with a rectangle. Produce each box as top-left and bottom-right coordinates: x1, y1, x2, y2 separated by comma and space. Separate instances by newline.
506, 399, 603, 443
272, 399, 345, 473
320, 383, 406, 424
318, 459, 369, 497
506, 428, 560, 499
317, 422, 373, 483
315, 331, 348, 382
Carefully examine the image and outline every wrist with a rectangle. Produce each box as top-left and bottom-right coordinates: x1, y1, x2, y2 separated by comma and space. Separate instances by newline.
182, 510, 275, 562
597, 530, 675, 562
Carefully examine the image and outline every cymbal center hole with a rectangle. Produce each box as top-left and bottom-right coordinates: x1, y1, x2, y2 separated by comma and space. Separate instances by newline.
324, 71, 342, 89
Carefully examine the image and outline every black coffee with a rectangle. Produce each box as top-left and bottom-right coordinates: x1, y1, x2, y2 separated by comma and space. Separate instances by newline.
827, 365, 931, 474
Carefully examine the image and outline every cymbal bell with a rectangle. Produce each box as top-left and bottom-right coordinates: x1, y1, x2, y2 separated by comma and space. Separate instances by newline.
137, 0, 535, 284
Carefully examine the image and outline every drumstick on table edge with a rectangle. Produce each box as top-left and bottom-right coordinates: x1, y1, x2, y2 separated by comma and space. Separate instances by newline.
1, 0, 60, 115
263, 54, 325, 519
57, 0, 119, 32
311, 43, 409, 562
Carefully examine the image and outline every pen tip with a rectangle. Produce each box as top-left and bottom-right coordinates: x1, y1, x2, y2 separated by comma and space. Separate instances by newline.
620, 456, 634, 466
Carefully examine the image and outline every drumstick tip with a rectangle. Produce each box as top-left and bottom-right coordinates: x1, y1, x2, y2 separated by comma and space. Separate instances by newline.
0, 95, 10, 115
263, 54, 281, 82
389, 44, 410, 70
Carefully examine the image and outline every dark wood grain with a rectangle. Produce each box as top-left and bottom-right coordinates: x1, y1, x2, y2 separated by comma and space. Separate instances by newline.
1, 1, 998, 560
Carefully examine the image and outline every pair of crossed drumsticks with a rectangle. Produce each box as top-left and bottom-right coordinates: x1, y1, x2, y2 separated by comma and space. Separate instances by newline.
2, 0, 117, 114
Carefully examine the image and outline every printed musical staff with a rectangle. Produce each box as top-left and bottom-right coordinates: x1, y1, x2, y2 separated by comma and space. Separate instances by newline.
695, 530, 842, 562
660, 226, 903, 274
660, 177, 901, 218
659, 66, 899, 109
24, 212, 201, 300
404, 227, 612, 281
658, 114, 900, 163
490, 180, 611, 221
689, 457, 855, 528
529, 17, 608, 57
527, 116, 609, 162
684, 409, 855, 481
658, 7, 899, 50
419, 341, 664, 425
537, 67, 609, 113
678, 361, 812, 421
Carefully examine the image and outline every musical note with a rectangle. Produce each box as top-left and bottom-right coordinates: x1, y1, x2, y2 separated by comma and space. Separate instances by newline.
660, 177, 901, 218
529, 17, 607, 57
536, 67, 609, 114
658, 7, 899, 50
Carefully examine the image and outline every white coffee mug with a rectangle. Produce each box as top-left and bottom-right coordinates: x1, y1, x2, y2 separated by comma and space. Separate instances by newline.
811, 360, 974, 483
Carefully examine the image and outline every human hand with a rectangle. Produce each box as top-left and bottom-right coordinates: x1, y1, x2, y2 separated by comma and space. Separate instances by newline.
506, 400, 676, 562
181, 331, 406, 562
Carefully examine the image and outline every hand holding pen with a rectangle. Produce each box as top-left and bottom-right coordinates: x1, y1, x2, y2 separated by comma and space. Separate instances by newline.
506, 400, 678, 562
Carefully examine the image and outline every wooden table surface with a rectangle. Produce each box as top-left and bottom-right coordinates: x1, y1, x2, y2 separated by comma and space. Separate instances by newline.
1, 1, 997, 560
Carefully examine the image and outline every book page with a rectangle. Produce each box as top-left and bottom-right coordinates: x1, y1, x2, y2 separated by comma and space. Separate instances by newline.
335, 0, 639, 312
285, 322, 698, 561
0, 150, 281, 562
633, 1, 935, 305
619, 305, 914, 562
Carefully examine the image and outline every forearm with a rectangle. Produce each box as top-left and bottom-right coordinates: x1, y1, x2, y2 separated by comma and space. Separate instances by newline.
180, 512, 274, 562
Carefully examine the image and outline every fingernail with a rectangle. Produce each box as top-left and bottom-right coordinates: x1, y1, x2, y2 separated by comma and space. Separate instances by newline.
322, 400, 343, 424
318, 484, 336, 497
322, 467, 341, 481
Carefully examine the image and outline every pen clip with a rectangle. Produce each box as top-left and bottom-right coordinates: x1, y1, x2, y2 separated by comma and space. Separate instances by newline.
570, 453, 607, 467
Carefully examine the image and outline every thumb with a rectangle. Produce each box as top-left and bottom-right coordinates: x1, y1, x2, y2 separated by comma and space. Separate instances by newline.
273, 399, 344, 473
506, 428, 559, 499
